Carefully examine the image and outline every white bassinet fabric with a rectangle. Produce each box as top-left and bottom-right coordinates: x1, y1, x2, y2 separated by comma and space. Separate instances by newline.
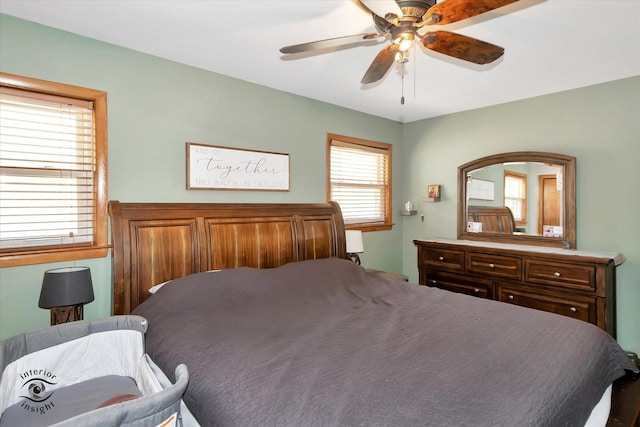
0, 329, 146, 412
0, 316, 197, 427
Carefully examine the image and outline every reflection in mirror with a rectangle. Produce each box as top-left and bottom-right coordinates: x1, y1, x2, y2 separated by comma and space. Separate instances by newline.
458, 152, 576, 249
467, 162, 564, 235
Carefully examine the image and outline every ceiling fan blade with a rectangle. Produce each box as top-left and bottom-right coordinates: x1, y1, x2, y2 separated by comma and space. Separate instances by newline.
419, 31, 504, 64
360, 0, 404, 24
424, 0, 519, 25
361, 43, 400, 84
280, 33, 383, 54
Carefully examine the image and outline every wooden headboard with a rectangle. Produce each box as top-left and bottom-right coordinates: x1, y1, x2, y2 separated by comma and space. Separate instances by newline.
108, 201, 347, 314
467, 205, 517, 234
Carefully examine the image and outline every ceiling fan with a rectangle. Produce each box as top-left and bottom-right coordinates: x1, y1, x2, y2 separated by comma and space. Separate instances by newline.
280, 0, 521, 84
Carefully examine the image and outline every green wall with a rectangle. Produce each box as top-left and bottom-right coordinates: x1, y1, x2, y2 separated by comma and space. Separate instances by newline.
0, 14, 404, 339
400, 76, 640, 353
1, 14, 638, 354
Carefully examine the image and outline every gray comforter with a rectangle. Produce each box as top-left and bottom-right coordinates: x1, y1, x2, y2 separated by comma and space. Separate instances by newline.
133, 257, 634, 427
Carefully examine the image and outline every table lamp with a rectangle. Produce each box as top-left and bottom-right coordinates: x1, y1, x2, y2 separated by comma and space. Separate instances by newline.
345, 230, 364, 265
39, 266, 94, 325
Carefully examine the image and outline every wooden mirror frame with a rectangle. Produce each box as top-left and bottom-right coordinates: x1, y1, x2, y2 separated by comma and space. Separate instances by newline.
457, 152, 576, 249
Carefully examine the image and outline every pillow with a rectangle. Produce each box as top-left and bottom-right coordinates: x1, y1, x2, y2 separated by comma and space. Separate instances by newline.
148, 270, 221, 294
148, 280, 170, 294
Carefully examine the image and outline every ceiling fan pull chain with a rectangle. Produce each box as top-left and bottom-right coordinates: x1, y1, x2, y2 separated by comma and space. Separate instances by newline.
401, 60, 405, 105
413, 42, 417, 102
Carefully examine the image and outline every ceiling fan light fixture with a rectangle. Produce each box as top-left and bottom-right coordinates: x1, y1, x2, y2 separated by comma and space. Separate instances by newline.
394, 30, 414, 52
398, 38, 413, 52
395, 51, 409, 63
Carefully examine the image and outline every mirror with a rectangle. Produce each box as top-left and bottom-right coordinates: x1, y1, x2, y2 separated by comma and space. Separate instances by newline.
457, 152, 576, 249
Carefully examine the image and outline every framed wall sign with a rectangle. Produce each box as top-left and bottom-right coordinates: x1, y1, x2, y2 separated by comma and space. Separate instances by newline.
187, 142, 290, 191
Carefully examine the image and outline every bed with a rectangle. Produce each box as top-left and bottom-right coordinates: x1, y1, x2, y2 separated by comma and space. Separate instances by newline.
108, 201, 636, 427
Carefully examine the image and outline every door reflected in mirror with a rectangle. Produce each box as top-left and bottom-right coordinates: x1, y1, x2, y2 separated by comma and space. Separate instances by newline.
458, 152, 576, 249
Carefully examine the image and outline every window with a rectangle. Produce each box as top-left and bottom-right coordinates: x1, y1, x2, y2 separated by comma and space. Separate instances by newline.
327, 133, 392, 231
504, 170, 527, 226
0, 73, 108, 267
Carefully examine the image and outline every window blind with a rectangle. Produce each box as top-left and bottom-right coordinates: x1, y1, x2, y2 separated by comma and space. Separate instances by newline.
330, 141, 390, 225
504, 173, 526, 222
0, 88, 96, 250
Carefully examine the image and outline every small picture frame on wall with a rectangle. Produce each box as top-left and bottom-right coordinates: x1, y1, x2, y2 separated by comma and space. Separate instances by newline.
426, 185, 441, 202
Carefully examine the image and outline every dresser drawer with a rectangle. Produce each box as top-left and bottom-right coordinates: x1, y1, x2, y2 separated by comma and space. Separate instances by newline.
414, 239, 619, 336
525, 260, 595, 292
424, 270, 493, 299
497, 283, 596, 324
419, 247, 464, 272
466, 252, 522, 280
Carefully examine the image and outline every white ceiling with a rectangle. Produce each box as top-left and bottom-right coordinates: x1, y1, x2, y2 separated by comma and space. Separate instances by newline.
1, 0, 639, 123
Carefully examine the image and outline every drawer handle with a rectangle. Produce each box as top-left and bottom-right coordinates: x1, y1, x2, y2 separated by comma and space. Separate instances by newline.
569, 307, 577, 313
474, 288, 480, 293
489, 263, 495, 268
508, 294, 514, 300
554, 272, 561, 277
438, 256, 445, 261
428, 279, 437, 285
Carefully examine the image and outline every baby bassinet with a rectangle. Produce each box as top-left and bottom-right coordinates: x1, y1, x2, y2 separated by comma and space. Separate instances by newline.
0, 315, 197, 427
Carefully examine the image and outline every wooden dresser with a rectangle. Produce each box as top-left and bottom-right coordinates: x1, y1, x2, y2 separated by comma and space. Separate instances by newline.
414, 238, 625, 336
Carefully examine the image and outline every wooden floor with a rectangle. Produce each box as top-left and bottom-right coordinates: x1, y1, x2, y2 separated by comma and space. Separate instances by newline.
607, 373, 640, 427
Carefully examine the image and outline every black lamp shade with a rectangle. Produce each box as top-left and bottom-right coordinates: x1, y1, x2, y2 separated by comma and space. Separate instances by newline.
39, 267, 94, 309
